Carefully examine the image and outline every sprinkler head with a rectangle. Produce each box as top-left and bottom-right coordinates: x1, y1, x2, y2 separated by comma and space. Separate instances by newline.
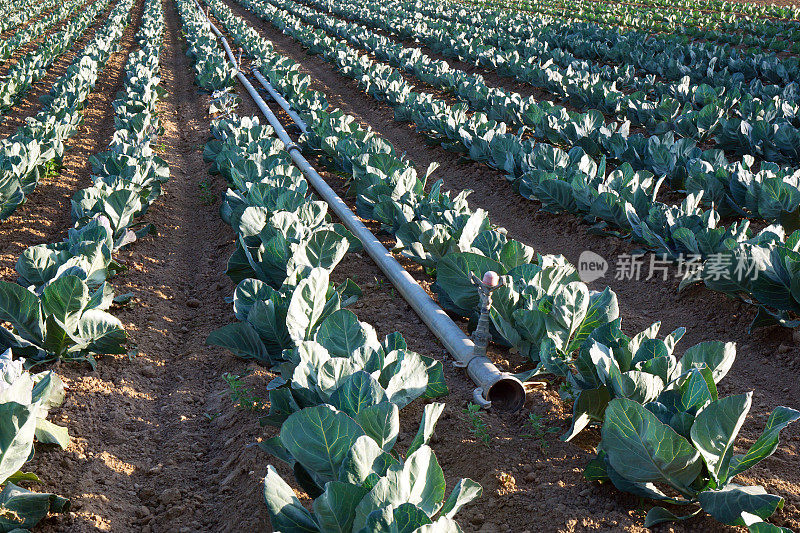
482, 270, 500, 287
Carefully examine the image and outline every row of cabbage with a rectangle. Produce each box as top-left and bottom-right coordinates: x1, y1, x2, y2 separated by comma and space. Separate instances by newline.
366, 0, 799, 95
383, 0, 798, 92
0, 0, 54, 35
201, 1, 800, 530
275, 0, 800, 227
530, 0, 800, 39
175, 0, 236, 90
579, 0, 799, 18
302, 0, 800, 170
0, 1, 167, 529
206, 109, 477, 533
174, 2, 482, 529
0, 0, 120, 221
0, 0, 112, 117
237, 0, 800, 332
491, 0, 800, 52
0, 0, 83, 66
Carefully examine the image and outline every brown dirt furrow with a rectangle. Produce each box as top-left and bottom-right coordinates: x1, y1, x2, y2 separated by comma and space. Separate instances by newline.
0, 0, 136, 281
216, 0, 800, 530
29, 0, 285, 530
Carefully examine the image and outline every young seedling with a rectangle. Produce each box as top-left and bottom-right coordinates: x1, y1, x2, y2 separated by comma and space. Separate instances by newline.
521, 413, 559, 451
558, 381, 573, 401
223, 372, 266, 411
42, 160, 61, 182
463, 402, 491, 447
198, 179, 215, 205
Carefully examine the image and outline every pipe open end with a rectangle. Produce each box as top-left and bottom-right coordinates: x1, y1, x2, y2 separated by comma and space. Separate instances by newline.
486, 376, 526, 412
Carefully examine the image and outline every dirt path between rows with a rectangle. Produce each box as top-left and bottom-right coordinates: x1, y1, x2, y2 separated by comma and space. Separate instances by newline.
26, 0, 271, 529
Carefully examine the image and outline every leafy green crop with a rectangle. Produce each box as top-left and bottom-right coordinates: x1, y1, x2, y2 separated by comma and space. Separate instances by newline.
259, 314, 447, 426
201, 90, 476, 531
261, 404, 481, 532
0, 0, 136, 222
16, 216, 122, 291
0, 349, 70, 530
0, 276, 127, 367
591, 396, 798, 530
176, 0, 235, 91
0, 0, 167, 528
203, 2, 800, 530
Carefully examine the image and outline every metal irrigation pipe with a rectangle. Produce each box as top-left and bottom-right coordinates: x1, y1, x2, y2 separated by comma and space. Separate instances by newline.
251, 69, 308, 136
197, 2, 525, 411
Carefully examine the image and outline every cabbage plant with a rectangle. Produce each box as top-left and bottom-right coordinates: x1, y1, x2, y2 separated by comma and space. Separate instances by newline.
0, 275, 126, 366
207, 268, 359, 364
262, 404, 480, 532
225, 205, 352, 288
0, 349, 70, 530
591, 395, 798, 531
16, 216, 123, 291
561, 322, 735, 441
260, 310, 446, 427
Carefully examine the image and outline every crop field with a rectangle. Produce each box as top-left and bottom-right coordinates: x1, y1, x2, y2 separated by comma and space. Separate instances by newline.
1, 0, 800, 530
